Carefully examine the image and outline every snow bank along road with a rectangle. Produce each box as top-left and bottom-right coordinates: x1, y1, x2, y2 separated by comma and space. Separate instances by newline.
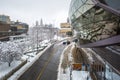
17, 42, 65, 80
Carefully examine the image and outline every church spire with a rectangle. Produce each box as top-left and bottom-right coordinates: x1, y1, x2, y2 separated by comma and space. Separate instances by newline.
40, 18, 43, 27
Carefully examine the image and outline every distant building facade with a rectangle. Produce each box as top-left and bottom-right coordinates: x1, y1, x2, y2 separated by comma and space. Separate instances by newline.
10, 21, 29, 35
59, 22, 72, 37
60, 23, 71, 28
0, 15, 11, 40
0, 22, 10, 40
0, 14, 29, 41
0, 15, 11, 24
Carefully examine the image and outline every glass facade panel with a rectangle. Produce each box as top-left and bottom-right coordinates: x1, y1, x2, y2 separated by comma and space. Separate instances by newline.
69, 0, 120, 45
69, 0, 94, 23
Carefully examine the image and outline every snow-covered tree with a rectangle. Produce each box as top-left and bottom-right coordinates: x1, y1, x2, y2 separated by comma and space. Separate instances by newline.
17, 41, 28, 54
0, 42, 22, 67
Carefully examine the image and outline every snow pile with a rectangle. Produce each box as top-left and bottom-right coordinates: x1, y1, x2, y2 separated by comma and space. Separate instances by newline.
58, 68, 70, 80
72, 71, 91, 80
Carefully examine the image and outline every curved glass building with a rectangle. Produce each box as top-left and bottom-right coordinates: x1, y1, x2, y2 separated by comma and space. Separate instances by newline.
69, 0, 120, 47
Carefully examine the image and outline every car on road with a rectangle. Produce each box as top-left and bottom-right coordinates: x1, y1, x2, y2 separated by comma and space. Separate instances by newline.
63, 40, 70, 45
73, 39, 78, 43
63, 41, 66, 45
67, 40, 70, 45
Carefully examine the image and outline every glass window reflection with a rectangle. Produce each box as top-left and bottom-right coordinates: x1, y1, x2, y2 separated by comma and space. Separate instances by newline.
71, 6, 120, 45
99, 0, 120, 10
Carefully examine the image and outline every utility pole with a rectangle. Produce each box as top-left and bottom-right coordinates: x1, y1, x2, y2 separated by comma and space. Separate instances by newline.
36, 21, 39, 54
37, 26, 38, 54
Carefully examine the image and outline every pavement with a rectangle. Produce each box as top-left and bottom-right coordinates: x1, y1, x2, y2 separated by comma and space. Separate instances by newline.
17, 42, 65, 80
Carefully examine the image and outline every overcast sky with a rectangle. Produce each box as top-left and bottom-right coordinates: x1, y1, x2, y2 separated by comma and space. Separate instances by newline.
0, 0, 71, 28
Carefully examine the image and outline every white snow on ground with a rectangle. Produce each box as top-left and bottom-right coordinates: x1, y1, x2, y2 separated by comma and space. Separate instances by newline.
58, 68, 70, 80
0, 52, 40, 80
0, 60, 22, 79
58, 37, 63, 41
8, 44, 52, 80
55, 35, 71, 41
72, 71, 92, 80
53, 35, 63, 41
55, 36, 68, 41
54, 35, 59, 40
56, 42, 63, 46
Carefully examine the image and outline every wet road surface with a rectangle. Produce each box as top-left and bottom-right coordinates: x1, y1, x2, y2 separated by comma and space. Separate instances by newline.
18, 42, 65, 80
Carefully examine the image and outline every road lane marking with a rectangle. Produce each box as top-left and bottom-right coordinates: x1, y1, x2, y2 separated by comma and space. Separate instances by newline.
36, 48, 56, 80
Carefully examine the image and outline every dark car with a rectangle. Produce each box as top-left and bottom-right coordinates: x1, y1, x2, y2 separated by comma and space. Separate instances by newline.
73, 39, 78, 43
67, 40, 70, 45
63, 41, 66, 45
